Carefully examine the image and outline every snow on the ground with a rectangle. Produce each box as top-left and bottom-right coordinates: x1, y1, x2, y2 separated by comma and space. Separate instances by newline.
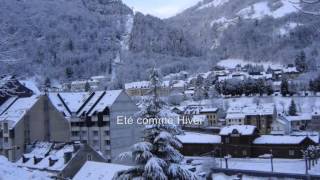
279, 22, 301, 35
184, 156, 320, 176
237, 0, 299, 19
217, 59, 282, 69
0, 156, 51, 180
121, 14, 134, 50
197, 0, 230, 10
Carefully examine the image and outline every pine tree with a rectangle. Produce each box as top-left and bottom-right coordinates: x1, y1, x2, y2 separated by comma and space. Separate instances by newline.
114, 68, 197, 180
281, 78, 289, 96
288, 99, 297, 116
84, 81, 90, 92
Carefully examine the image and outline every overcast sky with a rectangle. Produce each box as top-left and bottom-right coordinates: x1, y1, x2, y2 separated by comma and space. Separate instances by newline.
122, 0, 201, 19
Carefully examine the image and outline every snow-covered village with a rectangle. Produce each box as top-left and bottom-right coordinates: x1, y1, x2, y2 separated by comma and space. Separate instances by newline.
1, 0, 320, 180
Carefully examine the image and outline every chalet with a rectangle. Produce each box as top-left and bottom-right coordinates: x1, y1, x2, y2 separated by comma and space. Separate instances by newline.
48, 90, 142, 162
253, 135, 318, 158
16, 142, 106, 179
73, 161, 131, 180
0, 95, 70, 161
177, 125, 319, 159
226, 103, 276, 134
220, 125, 259, 157
282, 66, 300, 79
177, 132, 221, 156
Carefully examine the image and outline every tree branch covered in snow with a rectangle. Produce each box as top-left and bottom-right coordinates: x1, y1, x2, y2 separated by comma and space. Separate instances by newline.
290, 0, 320, 15
114, 68, 198, 180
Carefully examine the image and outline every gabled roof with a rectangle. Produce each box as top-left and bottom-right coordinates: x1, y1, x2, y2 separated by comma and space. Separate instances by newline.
220, 125, 257, 136
73, 161, 131, 180
177, 132, 221, 144
48, 90, 122, 117
0, 96, 39, 128
253, 135, 318, 145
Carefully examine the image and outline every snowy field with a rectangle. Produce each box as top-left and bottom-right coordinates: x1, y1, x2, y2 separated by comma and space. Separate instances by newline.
184, 156, 320, 179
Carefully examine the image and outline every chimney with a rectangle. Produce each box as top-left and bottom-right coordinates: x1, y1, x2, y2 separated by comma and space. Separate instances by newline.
64, 152, 72, 164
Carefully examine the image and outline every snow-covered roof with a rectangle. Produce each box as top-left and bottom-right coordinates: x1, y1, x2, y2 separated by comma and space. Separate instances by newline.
73, 161, 131, 180
124, 81, 150, 89
0, 96, 40, 128
48, 90, 122, 117
17, 142, 83, 171
172, 80, 186, 88
20, 80, 40, 95
200, 108, 218, 113
225, 113, 246, 119
283, 67, 299, 73
253, 135, 318, 145
283, 114, 312, 122
177, 132, 221, 144
226, 103, 275, 119
220, 125, 257, 136
124, 80, 170, 89
87, 90, 122, 116
0, 156, 51, 180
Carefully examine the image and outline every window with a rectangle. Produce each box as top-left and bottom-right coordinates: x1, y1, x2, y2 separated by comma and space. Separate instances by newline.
289, 150, 295, 156
71, 131, 79, 137
3, 123, 8, 134
93, 140, 98, 145
87, 154, 92, 161
93, 131, 98, 136
242, 150, 247, 156
104, 131, 110, 136
4, 137, 9, 143
225, 137, 230, 143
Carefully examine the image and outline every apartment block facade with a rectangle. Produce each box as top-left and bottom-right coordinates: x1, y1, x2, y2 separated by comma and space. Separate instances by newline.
0, 95, 70, 161
49, 90, 142, 162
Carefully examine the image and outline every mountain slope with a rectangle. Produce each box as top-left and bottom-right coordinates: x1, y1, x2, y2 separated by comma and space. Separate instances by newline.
168, 0, 320, 65
0, 0, 198, 81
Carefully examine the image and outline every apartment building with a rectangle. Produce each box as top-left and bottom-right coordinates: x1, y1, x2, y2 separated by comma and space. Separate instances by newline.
226, 103, 276, 134
124, 80, 171, 97
0, 95, 70, 161
48, 90, 142, 162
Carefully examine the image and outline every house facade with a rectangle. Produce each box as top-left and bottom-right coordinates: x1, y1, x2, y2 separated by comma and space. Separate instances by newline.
226, 103, 276, 134
48, 90, 142, 162
0, 95, 70, 161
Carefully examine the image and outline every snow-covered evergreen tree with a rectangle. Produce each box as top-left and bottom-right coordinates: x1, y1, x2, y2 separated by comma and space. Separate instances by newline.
114, 68, 197, 180
288, 99, 298, 116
